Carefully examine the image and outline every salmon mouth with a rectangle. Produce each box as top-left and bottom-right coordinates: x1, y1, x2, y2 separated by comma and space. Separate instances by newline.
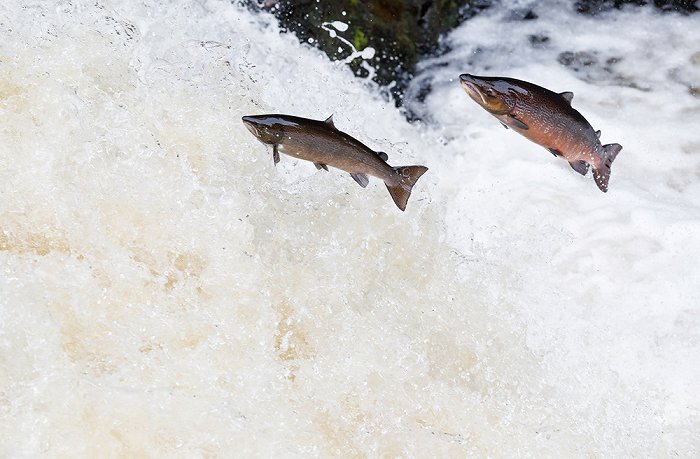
242, 116, 260, 137
459, 77, 487, 105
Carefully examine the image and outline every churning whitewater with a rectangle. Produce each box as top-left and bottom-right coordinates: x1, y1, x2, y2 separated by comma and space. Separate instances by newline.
0, 0, 698, 456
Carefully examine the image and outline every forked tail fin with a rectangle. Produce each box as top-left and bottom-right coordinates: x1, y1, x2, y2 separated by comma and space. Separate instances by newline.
593, 143, 623, 192
386, 166, 429, 211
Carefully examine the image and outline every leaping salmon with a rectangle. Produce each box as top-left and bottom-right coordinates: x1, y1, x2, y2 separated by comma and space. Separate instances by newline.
459, 74, 622, 192
242, 114, 428, 211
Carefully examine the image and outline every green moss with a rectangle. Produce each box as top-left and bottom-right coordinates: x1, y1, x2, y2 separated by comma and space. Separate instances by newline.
352, 28, 368, 51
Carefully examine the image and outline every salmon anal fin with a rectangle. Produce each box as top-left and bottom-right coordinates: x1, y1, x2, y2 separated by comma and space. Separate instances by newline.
314, 162, 328, 171
569, 160, 589, 176
324, 115, 335, 128
351, 173, 369, 188
560, 91, 574, 104
273, 144, 280, 165
548, 148, 562, 157
508, 114, 528, 130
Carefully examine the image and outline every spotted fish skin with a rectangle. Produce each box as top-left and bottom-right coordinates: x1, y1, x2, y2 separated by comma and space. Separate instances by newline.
459, 74, 622, 192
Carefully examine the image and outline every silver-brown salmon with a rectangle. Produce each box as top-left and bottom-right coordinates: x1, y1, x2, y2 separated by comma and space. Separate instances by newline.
242, 114, 428, 210
459, 74, 622, 192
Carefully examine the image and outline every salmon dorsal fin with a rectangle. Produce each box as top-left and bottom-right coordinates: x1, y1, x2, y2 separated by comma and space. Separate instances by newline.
595, 130, 601, 138
324, 115, 336, 128
560, 91, 574, 104
377, 152, 388, 161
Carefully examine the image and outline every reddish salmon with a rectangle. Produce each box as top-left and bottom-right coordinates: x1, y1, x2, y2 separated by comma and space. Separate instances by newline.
460, 74, 622, 192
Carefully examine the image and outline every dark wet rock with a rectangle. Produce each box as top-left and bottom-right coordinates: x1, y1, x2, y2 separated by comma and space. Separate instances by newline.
557, 50, 651, 90
575, 0, 698, 14
506, 8, 539, 21
558, 51, 599, 70
528, 34, 550, 48
242, 0, 492, 105
522, 9, 539, 20
241, 0, 696, 109
669, 51, 700, 98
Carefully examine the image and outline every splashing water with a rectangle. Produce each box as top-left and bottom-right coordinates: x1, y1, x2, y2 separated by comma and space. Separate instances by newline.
0, 0, 698, 456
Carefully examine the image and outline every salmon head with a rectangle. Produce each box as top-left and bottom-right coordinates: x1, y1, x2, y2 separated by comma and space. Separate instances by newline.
459, 74, 526, 116
242, 115, 298, 145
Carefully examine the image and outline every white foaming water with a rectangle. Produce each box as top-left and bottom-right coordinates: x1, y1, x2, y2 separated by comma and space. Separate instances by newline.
0, 0, 698, 456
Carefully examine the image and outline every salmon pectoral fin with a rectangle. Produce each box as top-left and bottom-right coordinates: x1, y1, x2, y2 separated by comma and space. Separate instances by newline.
350, 173, 369, 188
508, 114, 528, 130
569, 160, 589, 176
273, 144, 280, 165
592, 143, 623, 193
386, 166, 429, 211
314, 162, 329, 171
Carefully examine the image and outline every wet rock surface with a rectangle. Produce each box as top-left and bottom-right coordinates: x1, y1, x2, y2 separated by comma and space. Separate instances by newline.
556, 51, 650, 91
243, 0, 491, 104
575, 0, 698, 14
241, 0, 697, 107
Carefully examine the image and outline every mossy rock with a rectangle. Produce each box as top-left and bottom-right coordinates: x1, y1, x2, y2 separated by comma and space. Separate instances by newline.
245, 0, 491, 105
242, 0, 697, 107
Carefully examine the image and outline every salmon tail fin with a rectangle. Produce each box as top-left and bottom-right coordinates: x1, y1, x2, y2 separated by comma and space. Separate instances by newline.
592, 143, 623, 192
386, 166, 428, 211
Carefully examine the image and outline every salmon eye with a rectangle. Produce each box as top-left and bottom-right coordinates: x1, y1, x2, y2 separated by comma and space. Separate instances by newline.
485, 89, 495, 97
